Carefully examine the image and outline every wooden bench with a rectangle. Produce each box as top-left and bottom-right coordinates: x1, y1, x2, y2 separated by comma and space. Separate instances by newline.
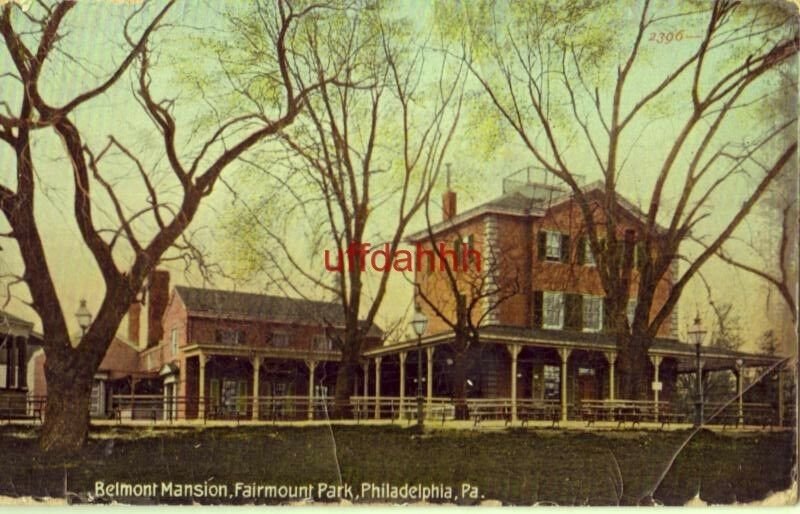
0, 406, 42, 424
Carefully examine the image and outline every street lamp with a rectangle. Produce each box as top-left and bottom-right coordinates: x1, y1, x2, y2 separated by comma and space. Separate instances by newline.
410, 308, 428, 428
688, 313, 707, 426
75, 298, 92, 336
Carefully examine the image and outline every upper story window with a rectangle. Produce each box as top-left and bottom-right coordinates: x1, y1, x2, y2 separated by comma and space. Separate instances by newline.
583, 239, 596, 266
627, 298, 637, 328
216, 329, 246, 345
170, 328, 178, 355
538, 230, 569, 263
312, 335, 333, 351
542, 291, 565, 329
270, 332, 289, 348
582, 295, 603, 332
546, 232, 562, 260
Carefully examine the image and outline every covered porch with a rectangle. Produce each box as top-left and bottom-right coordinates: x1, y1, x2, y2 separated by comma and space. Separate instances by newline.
357, 326, 790, 427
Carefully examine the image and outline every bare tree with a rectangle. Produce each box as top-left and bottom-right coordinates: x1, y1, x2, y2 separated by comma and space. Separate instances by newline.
441, 0, 797, 399
0, 0, 337, 453
411, 191, 521, 419
219, 4, 466, 416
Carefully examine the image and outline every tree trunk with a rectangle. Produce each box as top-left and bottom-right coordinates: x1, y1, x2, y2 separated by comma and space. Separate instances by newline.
39, 354, 95, 455
333, 350, 359, 419
452, 350, 469, 420
616, 331, 650, 400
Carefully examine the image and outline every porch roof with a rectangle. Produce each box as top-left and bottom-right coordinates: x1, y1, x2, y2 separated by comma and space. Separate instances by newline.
365, 325, 783, 370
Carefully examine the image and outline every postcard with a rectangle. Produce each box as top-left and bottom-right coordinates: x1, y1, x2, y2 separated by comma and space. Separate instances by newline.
0, 0, 796, 508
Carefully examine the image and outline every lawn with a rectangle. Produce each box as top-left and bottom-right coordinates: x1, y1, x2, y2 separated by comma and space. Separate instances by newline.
0, 425, 793, 506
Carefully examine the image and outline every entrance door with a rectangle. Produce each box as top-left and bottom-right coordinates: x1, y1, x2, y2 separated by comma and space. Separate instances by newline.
577, 367, 598, 400
222, 380, 238, 413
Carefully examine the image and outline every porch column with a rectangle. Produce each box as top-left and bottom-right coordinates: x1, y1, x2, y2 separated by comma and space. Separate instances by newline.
559, 348, 572, 422
374, 356, 382, 419
426, 346, 434, 409
399, 352, 407, 415
252, 356, 261, 421
604, 351, 617, 400
735, 361, 744, 426
649, 354, 662, 422
198, 353, 206, 420
778, 366, 784, 427
362, 361, 370, 398
508, 344, 521, 423
306, 360, 317, 420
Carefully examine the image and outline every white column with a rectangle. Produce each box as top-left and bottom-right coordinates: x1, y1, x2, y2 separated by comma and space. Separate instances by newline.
198, 354, 206, 420
509, 344, 521, 423
399, 352, 407, 415
605, 351, 617, 400
426, 346, 434, 408
252, 356, 261, 421
306, 360, 316, 420
559, 348, 572, 422
735, 362, 744, 426
649, 354, 662, 422
362, 361, 370, 398
374, 356, 382, 419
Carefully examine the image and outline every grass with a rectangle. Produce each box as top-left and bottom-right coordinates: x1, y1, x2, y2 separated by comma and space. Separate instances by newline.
0, 424, 793, 506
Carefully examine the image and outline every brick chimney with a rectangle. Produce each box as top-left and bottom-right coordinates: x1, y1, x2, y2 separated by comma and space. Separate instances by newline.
443, 190, 457, 221
146, 270, 170, 348
127, 302, 141, 346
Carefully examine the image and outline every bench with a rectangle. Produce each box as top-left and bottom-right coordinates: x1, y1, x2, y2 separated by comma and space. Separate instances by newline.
0, 406, 42, 424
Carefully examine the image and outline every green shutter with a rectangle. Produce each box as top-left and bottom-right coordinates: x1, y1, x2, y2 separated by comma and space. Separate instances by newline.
636, 242, 647, 270
210, 379, 220, 408
577, 237, 586, 265
564, 294, 583, 330
532, 291, 543, 328
237, 381, 247, 413
561, 234, 571, 263
537, 231, 546, 260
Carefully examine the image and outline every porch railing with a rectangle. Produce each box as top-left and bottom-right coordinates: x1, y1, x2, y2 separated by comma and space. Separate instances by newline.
14, 393, 789, 429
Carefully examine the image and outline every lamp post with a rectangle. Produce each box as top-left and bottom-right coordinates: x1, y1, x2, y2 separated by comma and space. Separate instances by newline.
688, 313, 707, 427
75, 298, 92, 336
410, 308, 428, 429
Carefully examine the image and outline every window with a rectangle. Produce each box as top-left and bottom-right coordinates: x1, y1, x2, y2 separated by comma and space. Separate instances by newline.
170, 328, 178, 355
216, 329, 246, 345
627, 298, 637, 328
543, 365, 560, 400
542, 292, 564, 329
545, 231, 562, 261
270, 332, 289, 348
583, 239, 595, 266
312, 335, 333, 351
582, 295, 603, 332
578, 367, 596, 376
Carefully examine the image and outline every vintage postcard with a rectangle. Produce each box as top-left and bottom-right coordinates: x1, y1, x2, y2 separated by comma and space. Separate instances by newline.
0, 0, 797, 508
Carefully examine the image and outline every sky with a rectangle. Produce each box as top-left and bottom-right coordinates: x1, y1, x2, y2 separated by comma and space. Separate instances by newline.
0, 0, 796, 354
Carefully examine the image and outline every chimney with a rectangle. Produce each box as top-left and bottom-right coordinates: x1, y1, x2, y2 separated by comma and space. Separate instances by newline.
442, 190, 457, 221
147, 270, 170, 348
127, 302, 141, 346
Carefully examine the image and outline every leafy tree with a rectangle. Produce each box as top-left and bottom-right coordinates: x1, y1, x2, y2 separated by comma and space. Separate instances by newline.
437, 0, 797, 399
217, 1, 465, 416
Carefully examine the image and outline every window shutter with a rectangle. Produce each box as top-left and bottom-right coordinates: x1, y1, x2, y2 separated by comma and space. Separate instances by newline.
532, 291, 543, 328
537, 231, 546, 261
564, 294, 583, 330
636, 242, 647, 270
577, 237, 586, 265
561, 234, 571, 263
